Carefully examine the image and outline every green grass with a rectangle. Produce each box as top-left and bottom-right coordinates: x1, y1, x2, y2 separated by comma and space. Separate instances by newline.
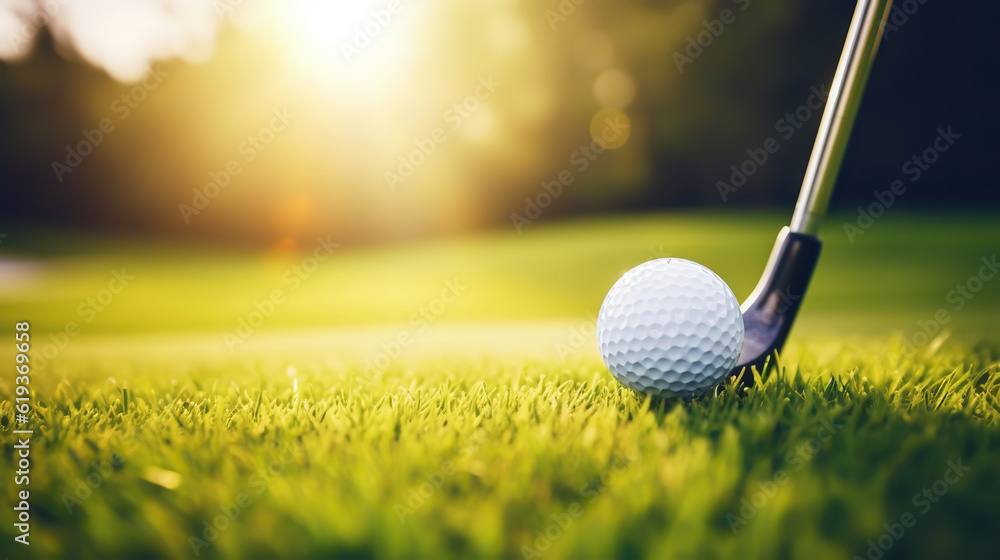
1, 211, 999, 559
3, 210, 998, 335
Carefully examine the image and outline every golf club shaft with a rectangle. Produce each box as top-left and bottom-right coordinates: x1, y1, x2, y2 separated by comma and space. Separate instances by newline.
789, 0, 893, 235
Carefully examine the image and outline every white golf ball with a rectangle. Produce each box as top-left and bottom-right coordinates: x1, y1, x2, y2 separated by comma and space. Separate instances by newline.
597, 258, 744, 398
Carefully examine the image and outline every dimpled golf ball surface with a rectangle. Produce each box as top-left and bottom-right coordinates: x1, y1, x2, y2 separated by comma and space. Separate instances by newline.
597, 258, 744, 398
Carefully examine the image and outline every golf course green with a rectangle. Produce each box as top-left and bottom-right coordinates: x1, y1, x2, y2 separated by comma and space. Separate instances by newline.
1, 211, 998, 559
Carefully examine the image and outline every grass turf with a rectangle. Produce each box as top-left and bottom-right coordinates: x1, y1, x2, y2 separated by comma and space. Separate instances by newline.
1, 211, 999, 559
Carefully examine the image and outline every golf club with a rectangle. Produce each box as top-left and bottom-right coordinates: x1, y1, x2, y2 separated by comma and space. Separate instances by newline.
731, 0, 893, 379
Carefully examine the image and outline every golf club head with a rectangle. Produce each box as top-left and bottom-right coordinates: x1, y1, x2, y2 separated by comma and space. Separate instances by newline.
731, 227, 822, 384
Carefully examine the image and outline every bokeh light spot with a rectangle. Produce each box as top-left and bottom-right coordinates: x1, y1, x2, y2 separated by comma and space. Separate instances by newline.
590, 108, 631, 150
274, 195, 317, 238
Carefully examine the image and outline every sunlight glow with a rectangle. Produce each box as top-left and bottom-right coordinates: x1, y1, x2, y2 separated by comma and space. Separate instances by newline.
289, 0, 379, 52
280, 0, 421, 92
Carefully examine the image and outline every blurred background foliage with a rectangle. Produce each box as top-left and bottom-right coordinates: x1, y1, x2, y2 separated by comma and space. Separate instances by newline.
0, 0, 995, 247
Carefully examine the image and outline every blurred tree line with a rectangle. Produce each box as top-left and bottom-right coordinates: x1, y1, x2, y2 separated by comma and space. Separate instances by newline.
0, 0, 995, 244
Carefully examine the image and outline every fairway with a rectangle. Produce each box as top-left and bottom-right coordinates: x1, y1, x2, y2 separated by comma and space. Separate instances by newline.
2, 212, 999, 559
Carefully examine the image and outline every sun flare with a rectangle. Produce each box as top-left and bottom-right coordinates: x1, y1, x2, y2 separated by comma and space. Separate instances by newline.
280, 0, 422, 91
